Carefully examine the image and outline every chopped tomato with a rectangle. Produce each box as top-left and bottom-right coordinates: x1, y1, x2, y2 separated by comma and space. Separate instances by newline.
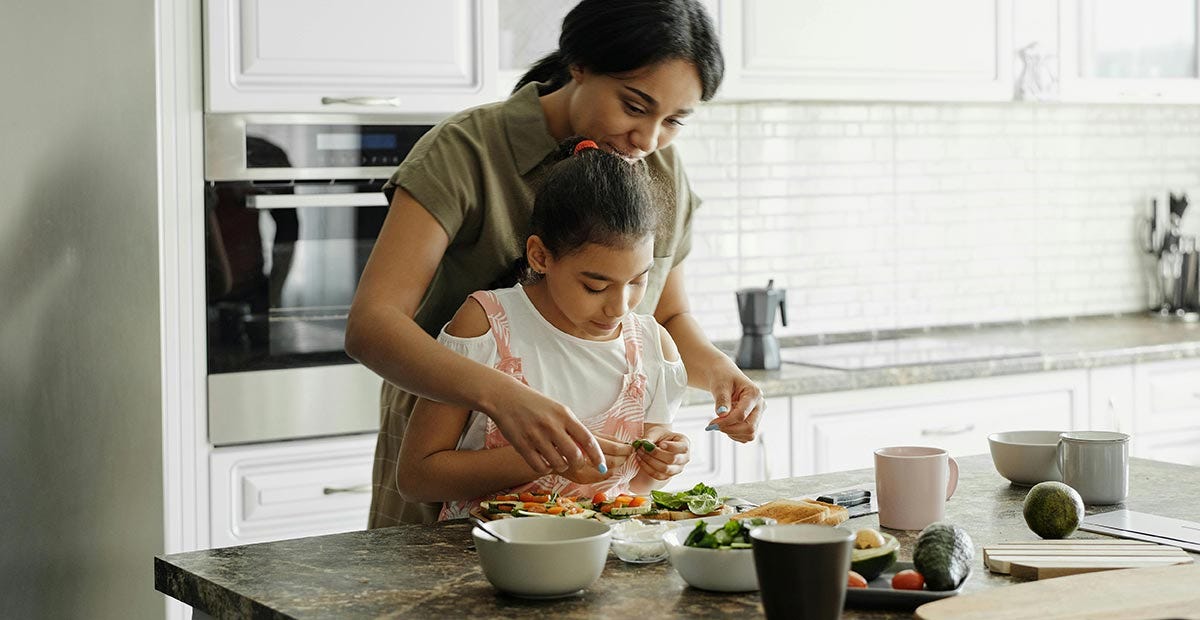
496, 494, 519, 501
518, 492, 535, 502
629, 496, 648, 507
592, 492, 608, 505
546, 506, 565, 515
496, 505, 513, 512
847, 571, 868, 588
600, 504, 615, 513
522, 504, 547, 513
614, 495, 634, 506
518, 492, 550, 504
891, 570, 925, 591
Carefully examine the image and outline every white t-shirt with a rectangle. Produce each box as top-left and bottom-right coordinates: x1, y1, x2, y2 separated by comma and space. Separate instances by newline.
438, 285, 688, 450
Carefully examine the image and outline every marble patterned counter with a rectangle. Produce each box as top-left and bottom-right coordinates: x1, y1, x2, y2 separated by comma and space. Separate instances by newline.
685, 313, 1200, 405
156, 455, 1200, 619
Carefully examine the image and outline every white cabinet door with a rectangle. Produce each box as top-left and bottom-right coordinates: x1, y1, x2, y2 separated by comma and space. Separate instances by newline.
1132, 359, 1200, 465
1088, 364, 1135, 433
792, 370, 1088, 474
1058, 0, 1200, 102
732, 397, 791, 483
210, 434, 375, 548
717, 0, 1013, 102
667, 402, 736, 491
205, 0, 497, 114
1132, 428, 1200, 466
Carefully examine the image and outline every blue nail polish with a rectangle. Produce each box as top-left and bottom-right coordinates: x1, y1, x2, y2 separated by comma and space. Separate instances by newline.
598, 463, 608, 474
716, 406, 730, 415
705, 423, 719, 431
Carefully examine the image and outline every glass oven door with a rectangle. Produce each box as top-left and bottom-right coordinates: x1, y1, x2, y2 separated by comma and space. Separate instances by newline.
206, 181, 386, 374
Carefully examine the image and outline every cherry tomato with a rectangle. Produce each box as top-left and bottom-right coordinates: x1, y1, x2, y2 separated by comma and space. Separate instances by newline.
847, 571, 868, 588
891, 569, 925, 590
592, 492, 608, 505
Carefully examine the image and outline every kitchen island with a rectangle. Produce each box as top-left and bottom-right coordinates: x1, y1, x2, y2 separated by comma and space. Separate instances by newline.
156, 455, 1200, 619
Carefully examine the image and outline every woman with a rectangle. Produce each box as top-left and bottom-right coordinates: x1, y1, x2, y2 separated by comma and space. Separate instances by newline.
345, 0, 765, 526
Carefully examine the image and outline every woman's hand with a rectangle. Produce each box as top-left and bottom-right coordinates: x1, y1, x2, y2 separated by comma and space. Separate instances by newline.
488, 383, 608, 476
634, 428, 691, 481
705, 366, 764, 444
560, 436, 633, 484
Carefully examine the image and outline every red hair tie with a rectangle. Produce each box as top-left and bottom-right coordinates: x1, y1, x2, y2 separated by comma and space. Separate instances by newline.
573, 139, 600, 156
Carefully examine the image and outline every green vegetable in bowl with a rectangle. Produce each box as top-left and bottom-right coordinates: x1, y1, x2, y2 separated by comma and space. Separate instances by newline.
683, 518, 769, 550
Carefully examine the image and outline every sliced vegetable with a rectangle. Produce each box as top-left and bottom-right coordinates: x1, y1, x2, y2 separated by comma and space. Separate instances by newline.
891, 569, 926, 591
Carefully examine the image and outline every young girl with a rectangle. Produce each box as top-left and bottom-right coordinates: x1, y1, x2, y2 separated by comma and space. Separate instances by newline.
395, 138, 690, 518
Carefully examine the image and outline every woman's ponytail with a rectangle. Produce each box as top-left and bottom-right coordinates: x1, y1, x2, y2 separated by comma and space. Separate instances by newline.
513, 50, 570, 94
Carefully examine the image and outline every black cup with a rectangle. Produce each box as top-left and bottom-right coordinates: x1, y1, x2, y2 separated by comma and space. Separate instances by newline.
751, 524, 854, 620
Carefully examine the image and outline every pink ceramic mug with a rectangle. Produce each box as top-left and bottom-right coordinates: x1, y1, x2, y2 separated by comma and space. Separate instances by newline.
873, 446, 959, 531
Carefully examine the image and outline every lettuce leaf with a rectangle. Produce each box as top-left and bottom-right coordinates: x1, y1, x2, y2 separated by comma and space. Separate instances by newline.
651, 482, 720, 513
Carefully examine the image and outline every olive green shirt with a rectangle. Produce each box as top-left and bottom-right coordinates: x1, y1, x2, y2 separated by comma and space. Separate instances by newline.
369, 81, 701, 527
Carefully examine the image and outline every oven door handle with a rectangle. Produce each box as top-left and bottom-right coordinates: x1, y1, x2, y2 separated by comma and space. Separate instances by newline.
245, 193, 389, 209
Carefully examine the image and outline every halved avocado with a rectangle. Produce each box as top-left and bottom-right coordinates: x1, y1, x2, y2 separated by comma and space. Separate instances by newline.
850, 532, 899, 580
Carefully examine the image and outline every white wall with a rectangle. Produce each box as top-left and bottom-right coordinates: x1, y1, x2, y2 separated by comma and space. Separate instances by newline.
676, 102, 1200, 341
0, 0, 165, 618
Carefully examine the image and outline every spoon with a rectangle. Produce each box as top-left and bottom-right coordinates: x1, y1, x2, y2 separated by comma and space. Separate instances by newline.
470, 518, 513, 543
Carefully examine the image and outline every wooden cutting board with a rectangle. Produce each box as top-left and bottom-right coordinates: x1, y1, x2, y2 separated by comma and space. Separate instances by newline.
984, 539, 1193, 579
916, 563, 1200, 620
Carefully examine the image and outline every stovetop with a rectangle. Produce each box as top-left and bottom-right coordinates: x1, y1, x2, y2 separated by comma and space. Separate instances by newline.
779, 337, 1041, 371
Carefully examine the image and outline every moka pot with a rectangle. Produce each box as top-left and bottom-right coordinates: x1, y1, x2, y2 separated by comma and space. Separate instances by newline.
735, 279, 787, 370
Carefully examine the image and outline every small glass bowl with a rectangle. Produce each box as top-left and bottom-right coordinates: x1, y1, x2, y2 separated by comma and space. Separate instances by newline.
609, 520, 672, 564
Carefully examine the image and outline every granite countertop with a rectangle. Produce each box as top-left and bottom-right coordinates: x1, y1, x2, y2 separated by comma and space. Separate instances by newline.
685, 313, 1200, 405
156, 455, 1200, 619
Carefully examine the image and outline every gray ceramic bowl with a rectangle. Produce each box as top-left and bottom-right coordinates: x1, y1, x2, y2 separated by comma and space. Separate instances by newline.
988, 430, 1064, 486
473, 517, 611, 598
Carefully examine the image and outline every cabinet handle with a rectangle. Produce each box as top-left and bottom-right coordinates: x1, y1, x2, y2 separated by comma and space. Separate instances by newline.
920, 424, 975, 437
323, 484, 372, 495
320, 96, 402, 107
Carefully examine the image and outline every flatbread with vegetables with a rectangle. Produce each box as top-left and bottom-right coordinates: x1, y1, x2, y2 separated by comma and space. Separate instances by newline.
469, 482, 732, 522
642, 483, 733, 521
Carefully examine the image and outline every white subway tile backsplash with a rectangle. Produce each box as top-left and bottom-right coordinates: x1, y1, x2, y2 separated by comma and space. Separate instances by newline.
676, 101, 1186, 340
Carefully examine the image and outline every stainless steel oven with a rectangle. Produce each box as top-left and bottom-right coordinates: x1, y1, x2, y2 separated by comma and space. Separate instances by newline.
204, 114, 433, 445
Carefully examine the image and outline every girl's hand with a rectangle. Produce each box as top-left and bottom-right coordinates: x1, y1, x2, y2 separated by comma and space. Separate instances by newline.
705, 367, 764, 444
560, 436, 633, 484
634, 429, 690, 481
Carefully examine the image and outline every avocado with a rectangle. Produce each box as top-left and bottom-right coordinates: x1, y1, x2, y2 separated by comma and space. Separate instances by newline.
1023, 481, 1084, 539
912, 522, 974, 591
850, 531, 899, 580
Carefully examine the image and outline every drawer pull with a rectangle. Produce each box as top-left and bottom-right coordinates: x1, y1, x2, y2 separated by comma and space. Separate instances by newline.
320, 96, 402, 107
323, 484, 372, 495
920, 424, 975, 437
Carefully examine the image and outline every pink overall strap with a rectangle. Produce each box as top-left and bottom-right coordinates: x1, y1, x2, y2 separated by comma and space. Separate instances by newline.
467, 290, 516, 361
619, 314, 643, 371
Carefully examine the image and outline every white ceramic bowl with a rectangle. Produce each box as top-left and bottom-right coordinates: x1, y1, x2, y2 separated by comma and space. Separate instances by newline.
662, 516, 763, 592
473, 518, 611, 598
988, 430, 1065, 486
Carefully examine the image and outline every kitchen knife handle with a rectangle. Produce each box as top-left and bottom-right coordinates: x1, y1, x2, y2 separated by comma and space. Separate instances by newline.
817, 489, 871, 507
